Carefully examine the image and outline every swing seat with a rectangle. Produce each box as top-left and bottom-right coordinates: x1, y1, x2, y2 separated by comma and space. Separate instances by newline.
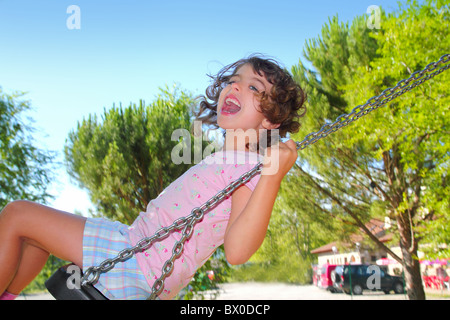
45, 264, 108, 300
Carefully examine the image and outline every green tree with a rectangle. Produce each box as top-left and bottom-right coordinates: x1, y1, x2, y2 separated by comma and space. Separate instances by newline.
289, 0, 448, 300
0, 88, 56, 208
65, 87, 197, 223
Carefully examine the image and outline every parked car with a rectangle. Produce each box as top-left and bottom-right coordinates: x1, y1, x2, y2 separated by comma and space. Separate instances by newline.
340, 264, 405, 295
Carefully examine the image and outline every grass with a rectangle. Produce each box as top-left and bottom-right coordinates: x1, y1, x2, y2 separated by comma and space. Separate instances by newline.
425, 289, 450, 299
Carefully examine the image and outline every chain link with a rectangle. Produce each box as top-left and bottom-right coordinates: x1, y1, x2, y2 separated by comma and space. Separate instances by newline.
81, 54, 449, 299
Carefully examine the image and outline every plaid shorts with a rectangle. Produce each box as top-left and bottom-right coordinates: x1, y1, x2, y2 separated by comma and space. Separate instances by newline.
82, 218, 152, 300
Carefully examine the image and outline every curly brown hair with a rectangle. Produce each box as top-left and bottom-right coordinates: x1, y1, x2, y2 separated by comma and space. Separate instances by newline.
195, 54, 307, 139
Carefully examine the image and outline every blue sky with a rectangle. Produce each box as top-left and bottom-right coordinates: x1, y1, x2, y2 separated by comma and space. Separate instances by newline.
0, 0, 401, 216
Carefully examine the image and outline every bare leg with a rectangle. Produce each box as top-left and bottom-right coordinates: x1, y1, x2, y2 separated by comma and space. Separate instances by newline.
0, 200, 86, 294
6, 243, 50, 294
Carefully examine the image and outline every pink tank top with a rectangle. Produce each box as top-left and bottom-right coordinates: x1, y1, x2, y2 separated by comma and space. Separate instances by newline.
128, 150, 261, 299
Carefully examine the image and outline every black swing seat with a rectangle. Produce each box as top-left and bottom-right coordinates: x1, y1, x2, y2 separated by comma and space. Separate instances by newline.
45, 264, 108, 300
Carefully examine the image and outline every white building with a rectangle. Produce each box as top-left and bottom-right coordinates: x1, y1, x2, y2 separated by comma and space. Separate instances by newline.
311, 219, 394, 266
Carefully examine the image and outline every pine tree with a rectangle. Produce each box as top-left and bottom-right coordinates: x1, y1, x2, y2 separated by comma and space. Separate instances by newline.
64, 87, 197, 223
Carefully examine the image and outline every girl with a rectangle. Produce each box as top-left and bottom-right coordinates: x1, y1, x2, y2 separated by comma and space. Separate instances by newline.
0, 55, 306, 300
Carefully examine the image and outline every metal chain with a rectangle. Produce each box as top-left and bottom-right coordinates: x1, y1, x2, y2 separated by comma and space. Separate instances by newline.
81, 53, 449, 299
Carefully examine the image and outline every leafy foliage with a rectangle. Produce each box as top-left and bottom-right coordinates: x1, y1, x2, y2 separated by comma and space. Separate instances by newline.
64, 87, 196, 223
0, 88, 56, 208
343, 0, 450, 261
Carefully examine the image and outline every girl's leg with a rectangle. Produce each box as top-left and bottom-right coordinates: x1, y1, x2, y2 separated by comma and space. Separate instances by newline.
0, 200, 86, 294
6, 242, 50, 294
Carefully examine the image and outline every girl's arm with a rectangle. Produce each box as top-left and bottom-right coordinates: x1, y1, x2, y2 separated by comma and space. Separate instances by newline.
223, 140, 298, 265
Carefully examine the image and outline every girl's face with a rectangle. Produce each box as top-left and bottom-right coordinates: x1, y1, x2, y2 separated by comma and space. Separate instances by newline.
217, 64, 275, 135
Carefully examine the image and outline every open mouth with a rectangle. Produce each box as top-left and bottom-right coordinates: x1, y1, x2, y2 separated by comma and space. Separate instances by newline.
221, 94, 241, 115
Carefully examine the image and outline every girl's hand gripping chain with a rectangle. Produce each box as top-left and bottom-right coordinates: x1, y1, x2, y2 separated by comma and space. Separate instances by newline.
261, 139, 298, 181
